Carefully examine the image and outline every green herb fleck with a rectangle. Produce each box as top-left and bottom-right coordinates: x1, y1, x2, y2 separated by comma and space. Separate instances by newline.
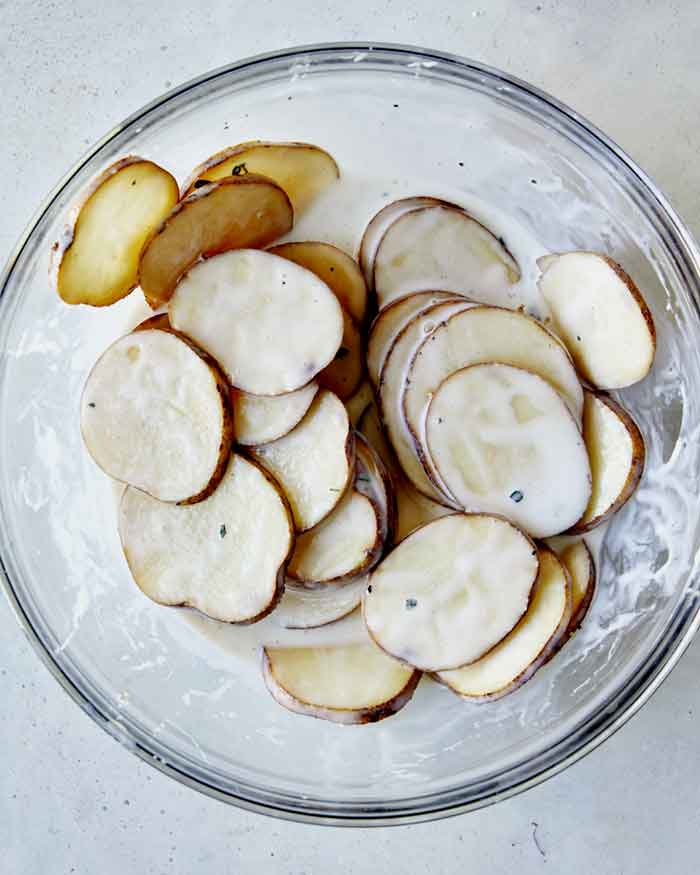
231, 163, 248, 176
405, 598, 417, 609
219, 524, 227, 538
510, 490, 524, 503
329, 488, 341, 493
356, 474, 371, 484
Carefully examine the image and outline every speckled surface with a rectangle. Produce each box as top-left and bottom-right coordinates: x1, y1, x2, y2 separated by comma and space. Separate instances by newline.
2, 1, 700, 871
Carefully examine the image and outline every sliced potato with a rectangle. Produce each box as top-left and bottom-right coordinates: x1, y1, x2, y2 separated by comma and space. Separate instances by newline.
81, 329, 233, 504
263, 640, 420, 723
273, 577, 369, 629
366, 290, 461, 389
538, 252, 656, 389
232, 382, 318, 447
55, 157, 178, 307
373, 204, 520, 311
119, 454, 292, 623
560, 540, 596, 636
132, 313, 172, 332
269, 241, 368, 324
426, 364, 592, 538
250, 390, 354, 531
569, 390, 645, 533
354, 433, 395, 550
183, 141, 339, 213
170, 249, 343, 395
344, 380, 374, 427
316, 306, 364, 400
287, 489, 380, 585
358, 196, 450, 289
363, 514, 539, 671
437, 548, 572, 700
139, 175, 293, 308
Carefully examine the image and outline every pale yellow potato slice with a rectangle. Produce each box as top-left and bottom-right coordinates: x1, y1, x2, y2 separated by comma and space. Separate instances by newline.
363, 514, 539, 671
344, 380, 374, 428
269, 241, 368, 324
232, 383, 319, 447
569, 390, 645, 533
373, 205, 520, 310
183, 141, 339, 213
437, 547, 572, 700
55, 156, 178, 307
170, 249, 343, 395
263, 640, 420, 723
538, 252, 656, 389
366, 290, 461, 389
81, 329, 233, 504
119, 454, 292, 623
139, 175, 293, 308
560, 540, 596, 635
426, 364, 591, 538
316, 306, 364, 400
250, 390, 354, 531
354, 433, 395, 549
273, 577, 369, 629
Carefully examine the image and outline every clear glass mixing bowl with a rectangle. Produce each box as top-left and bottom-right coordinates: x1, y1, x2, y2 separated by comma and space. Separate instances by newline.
1, 44, 699, 825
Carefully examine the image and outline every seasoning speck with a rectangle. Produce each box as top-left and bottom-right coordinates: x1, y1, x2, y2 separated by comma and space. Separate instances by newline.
231, 163, 248, 176
87, 402, 96, 408
131, 180, 136, 186
367, 585, 372, 594
193, 179, 209, 189
576, 335, 582, 341
510, 490, 524, 503
219, 524, 227, 538
393, 103, 399, 108
405, 598, 418, 609
458, 161, 464, 167
531, 178, 538, 184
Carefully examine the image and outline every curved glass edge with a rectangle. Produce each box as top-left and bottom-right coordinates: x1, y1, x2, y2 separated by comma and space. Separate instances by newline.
2, 42, 700, 826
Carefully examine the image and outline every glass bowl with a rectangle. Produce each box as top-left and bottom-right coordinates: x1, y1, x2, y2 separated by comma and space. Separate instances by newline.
1, 43, 700, 826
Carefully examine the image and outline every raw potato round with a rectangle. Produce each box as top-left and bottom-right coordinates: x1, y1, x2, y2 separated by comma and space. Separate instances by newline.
269, 241, 368, 324
169, 249, 343, 395
538, 252, 656, 389
263, 641, 420, 723
56, 157, 179, 307
232, 382, 319, 447
119, 454, 293, 623
344, 380, 374, 427
273, 577, 369, 630
560, 540, 596, 635
437, 548, 572, 700
373, 204, 520, 311
81, 330, 232, 503
316, 306, 364, 400
287, 489, 380, 585
363, 514, 539, 671
354, 433, 396, 550
426, 364, 592, 538
250, 390, 353, 531
139, 175, 293, 308
569, 390, 645, 533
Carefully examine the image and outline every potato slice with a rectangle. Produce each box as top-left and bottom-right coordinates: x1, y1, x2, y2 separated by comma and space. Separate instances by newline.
426, 364, 592, 538
232, 382, 318, 447
366, 290, 461, 389
81, 329, 233, 503
569, 390, 645, 533
273, 578, 369, 629
373, 205, 520, 311
354, 433, 395, 549
560, 540, 596, 635
183, 141, 339, 213
139, 176, 293, 308
287, 488, 380, 585
363, 514, 539, 671
170, 249, 343, 395
269, 241, 368, 324
358, 196, 451, 289
55, 157, 178, 307
437, 548, 572, 700
344, 380, 374, 427
538, 252, 656, 389
380, 299, 472, 503
263, 640, 420, 724
250, 390, 354, 531
316, 306, 364, 400
119, 454, 292, 623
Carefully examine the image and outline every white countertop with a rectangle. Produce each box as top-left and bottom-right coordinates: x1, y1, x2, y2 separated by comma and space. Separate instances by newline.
2, 1, 699, 871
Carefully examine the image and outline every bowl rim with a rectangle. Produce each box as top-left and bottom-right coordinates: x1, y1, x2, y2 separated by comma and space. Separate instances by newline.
2, 41, 700, 827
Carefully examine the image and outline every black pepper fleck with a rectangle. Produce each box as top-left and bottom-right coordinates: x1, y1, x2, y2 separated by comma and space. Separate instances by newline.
531, 178, 538, 184
458, 161, 464, 167
576, 335, 582, 341
405, 598, 418, 609
510, 490, 524, 503
219, 524, 227, 538
131, 180, 136, 186
393, 103, 399, 108
231, 163, 248, 176
367, 585, 372, 594
88, 402, 96, 408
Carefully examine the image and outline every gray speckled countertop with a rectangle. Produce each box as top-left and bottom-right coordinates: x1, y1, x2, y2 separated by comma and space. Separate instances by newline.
2, 2, 699, 872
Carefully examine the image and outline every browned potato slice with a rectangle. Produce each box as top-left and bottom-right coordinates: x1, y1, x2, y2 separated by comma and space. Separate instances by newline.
269, 241, 368, 324
139, 175, 293, 308
183, 141, 339, 213
54, 156, 178, 307
316, 306, 364, 400
560, 540, 596, 636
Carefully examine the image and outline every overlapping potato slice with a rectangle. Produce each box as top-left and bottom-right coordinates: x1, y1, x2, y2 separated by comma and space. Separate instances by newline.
55, 157, 179, 306
81, 329, 233, 503
316, 306, 364, 400
538, 252, 656, 389
119, 454, 293, 623
426, 364, 592, 538
569, 390, 645, 533
169, 249, 343, 395
354, 433, 395, 549
373, 204, 521, 310
250, 390, 354, 531
183, 141, 339, 213
273, 577, 369, 630
232, 382, 319, 447
139, 176, 293, 308
344, 380, 374, 427
437, 547, 572, 700
560, 540, 596, 636
263, 639, 420, 723
363, 514, 539, 671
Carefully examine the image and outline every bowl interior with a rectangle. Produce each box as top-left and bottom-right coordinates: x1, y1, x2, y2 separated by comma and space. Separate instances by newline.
1, 46, 700, 823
